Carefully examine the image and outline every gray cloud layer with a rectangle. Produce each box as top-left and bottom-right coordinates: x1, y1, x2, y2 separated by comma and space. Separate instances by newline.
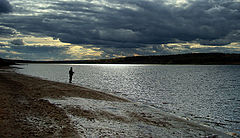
0, 0, 240, 60
2, 0, 240, 47
0, 0, 12, 13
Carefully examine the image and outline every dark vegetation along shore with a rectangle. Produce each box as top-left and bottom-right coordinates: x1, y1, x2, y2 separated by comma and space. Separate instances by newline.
6, 53, 240, 65
0, 58, 16, 66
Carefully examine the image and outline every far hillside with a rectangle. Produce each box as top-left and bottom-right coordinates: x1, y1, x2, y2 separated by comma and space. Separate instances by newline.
14, 53, 240, 65
99, 53, 240, 64
0, 58, 16, 67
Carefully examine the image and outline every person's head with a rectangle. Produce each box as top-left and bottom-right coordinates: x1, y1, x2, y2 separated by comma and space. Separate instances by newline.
70, 67, 72, 70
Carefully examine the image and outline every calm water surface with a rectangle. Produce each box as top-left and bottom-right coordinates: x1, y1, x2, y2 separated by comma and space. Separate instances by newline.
16, 64, 240, 134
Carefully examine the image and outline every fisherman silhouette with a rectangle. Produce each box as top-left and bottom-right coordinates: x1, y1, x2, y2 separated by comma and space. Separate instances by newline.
69, 67, 74, 83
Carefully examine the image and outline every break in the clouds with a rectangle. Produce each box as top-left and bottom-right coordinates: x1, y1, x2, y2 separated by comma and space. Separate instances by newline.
10, 39, 25, 45
0, 0, 240, 60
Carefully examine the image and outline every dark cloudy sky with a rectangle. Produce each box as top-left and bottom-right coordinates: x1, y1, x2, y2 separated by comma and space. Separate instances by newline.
0, 0, 240, 60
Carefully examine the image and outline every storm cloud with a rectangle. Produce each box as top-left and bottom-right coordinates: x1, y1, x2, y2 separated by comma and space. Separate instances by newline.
2, 0, 239, 46
0, 0, 12, 13
0, 0, 240, 60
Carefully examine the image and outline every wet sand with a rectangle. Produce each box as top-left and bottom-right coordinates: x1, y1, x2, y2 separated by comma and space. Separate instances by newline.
0, 67, 233, 137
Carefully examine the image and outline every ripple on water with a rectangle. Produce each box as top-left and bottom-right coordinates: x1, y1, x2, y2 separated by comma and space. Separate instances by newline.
16, 64, 240, 135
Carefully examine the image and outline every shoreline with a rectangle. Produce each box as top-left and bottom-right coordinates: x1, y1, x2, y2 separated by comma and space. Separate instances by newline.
0, 66, 234, 137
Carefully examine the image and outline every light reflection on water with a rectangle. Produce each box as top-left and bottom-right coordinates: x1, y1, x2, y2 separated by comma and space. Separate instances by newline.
16, 64, 240, 134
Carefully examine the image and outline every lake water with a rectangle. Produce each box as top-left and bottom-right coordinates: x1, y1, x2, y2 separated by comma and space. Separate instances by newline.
16, 64, 240, 134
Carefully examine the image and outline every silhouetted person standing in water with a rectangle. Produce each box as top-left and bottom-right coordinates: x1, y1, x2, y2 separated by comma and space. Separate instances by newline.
69, 67, 74, 83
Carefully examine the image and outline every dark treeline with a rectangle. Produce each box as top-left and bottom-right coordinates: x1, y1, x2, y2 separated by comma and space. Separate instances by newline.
0, 58, 16, 66
93, 53, 240, 64
2, 53, 240, 65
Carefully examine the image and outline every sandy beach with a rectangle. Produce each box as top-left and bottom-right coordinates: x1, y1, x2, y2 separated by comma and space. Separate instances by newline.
0, 66, 234, 137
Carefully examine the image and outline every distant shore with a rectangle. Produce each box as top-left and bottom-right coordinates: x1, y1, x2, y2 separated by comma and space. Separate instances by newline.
0, 66, 234, 137
3, 53, 240, 65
